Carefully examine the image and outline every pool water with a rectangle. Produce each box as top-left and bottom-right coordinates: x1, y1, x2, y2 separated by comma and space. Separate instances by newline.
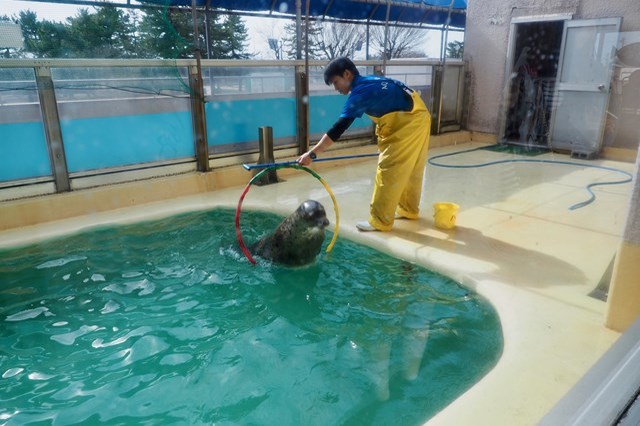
0, 208, 503, 425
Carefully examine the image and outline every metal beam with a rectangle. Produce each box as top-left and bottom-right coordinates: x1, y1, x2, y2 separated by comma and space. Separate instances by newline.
35, 67, 70, 192
296, 0, 305, 60
17, 0, 465, 29
295, 65, 309, 155
188, 64, 209, 172
321, 0, 334, 19
348, 0, 466, 14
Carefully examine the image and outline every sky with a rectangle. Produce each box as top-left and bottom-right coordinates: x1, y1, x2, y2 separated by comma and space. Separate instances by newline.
0, 0, 463, 59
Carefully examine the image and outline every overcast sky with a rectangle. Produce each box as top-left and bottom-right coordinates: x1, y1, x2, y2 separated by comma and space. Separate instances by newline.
1, 0, 461, 59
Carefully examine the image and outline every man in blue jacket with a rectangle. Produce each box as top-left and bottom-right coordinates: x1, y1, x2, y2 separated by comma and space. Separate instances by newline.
298, 57, 431, 232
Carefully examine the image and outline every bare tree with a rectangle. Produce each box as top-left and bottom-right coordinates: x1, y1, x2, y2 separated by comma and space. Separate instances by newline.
314, 22, 365, 59
281, 20, 365, 60
252, 18, 286, 59
369, 25, 427, 59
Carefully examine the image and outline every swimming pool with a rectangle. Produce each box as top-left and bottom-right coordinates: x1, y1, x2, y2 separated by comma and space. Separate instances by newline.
0, 208, 502, 425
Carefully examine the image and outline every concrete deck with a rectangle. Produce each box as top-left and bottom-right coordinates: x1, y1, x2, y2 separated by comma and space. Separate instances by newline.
0, 141, 635, 425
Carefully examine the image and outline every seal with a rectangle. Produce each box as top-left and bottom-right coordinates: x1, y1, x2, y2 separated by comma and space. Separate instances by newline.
251, 200, 330, 266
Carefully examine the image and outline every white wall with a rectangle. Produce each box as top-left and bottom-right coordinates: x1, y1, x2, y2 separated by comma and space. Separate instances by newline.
464, 0, 640, 135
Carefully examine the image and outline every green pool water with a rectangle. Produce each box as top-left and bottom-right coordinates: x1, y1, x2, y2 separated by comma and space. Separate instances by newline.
0, 208, 503, 425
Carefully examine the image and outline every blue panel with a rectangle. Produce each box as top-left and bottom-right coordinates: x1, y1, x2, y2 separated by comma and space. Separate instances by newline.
206, 95, 371, 147
1, 96, 371, 182
206, 97, 296, 146
309, 94, 372, 135
62, 112, 194, 173
0, 122, 51, 182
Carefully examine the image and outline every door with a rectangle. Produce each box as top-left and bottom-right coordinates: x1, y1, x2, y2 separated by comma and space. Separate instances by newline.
499, 16, 568, 147
549, 18, 621, 154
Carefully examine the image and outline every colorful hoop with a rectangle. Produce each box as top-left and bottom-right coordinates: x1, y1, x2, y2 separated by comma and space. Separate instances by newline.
235, 165, 340, 265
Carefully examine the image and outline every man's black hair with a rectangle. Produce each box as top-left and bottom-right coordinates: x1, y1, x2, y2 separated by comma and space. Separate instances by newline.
323, 57, 360, 85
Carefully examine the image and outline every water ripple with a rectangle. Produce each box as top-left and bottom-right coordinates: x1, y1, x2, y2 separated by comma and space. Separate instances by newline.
103, 279, 155, 296
2, 367, 24, 379
51, 325, 102, 345
36, 255, 87, 269
5, 306, 53, 322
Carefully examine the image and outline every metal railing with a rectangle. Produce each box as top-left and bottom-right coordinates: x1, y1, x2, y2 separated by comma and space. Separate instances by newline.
0, 58, 466, 198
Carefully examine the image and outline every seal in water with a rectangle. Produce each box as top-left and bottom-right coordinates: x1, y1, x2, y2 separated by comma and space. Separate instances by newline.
251, 200, 330, 266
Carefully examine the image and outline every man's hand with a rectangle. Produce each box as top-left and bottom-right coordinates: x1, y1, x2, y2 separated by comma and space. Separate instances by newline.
297, 151, 314, 166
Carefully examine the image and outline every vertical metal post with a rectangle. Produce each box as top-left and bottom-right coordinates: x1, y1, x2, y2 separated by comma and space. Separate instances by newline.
204, 2, 212, 59
190, 0, 209, 172
295, 64, 309, 155
295, 0, 302, 60
188, 63, 209, 172
434, 0, 456, 135
382, 1, 391, 72
431, 64, 444, 135
365, 22, 370, 60
255, 126, 278, 185
35, 66, 70, 193
442, 0, 456, 64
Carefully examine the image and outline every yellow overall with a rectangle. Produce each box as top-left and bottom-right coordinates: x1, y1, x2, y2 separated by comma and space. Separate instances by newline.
367, 91, 431, 231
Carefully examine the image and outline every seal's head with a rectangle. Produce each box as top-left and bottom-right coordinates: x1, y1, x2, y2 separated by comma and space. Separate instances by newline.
298, 200, 330, 232
250, 200, 330, 266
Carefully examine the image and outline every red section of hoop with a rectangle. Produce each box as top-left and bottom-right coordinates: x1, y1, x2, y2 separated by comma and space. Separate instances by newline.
235, 181, 257, 265
235, 164, 340, 266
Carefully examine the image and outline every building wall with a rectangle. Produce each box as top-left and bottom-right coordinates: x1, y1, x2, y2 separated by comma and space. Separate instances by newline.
464, 0, 640, 331
606, 149, 640, 331
464, 0, 640, 135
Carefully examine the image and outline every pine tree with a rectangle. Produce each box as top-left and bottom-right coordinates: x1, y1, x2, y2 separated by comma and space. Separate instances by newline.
138, 7, 195, 59
221, 15, 250, 59
12, 5, 252, 60
446, 40, 464, 59
64, 7, 135, 58
18, 10, 67, 58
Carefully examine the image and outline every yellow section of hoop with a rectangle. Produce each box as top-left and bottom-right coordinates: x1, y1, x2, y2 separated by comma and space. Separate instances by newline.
314, 174, 340, 253
246, 164, 340, 255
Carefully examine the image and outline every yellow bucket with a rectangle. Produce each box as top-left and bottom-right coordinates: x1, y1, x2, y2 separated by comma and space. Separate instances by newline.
433, 202, 459, 230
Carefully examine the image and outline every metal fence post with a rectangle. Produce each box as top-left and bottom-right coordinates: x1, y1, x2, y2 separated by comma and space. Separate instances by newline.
295, 64, 309, 155
188, 63, 209, 172
431, 64, 444, 135
35, 66, 70, 193
255, 126, 278, 185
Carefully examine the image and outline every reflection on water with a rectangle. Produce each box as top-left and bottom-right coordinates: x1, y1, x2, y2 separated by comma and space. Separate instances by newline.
0, 208, 502, 426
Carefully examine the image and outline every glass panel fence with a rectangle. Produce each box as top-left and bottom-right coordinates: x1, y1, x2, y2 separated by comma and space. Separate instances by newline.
0, 67, 52, 183
441, 65, 463, 123
203, 65, 297, 155
50, 66, 195, 174
308, 64, 373, 140
0, 60, 453, 191
387, 63, 434, 113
